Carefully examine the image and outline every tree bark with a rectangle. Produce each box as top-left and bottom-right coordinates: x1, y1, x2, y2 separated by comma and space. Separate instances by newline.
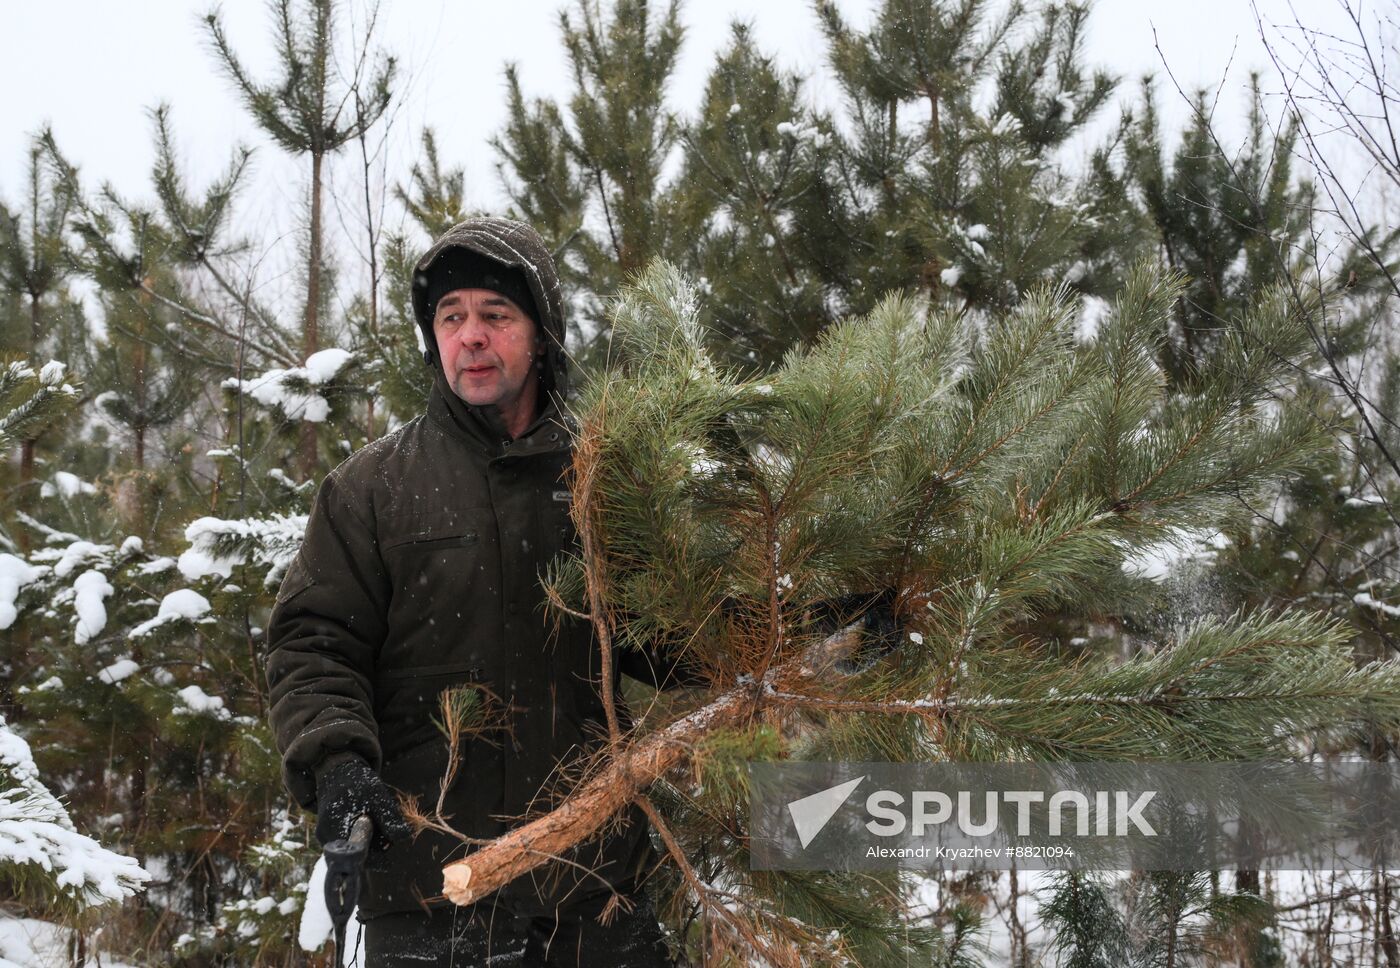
300, 149, 324, 477
18, 294, 42, 553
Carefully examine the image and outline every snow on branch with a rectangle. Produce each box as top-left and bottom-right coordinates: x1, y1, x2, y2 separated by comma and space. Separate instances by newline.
0, 555, 46, 631
0, 715, 150, 909
220, 348, 354, 423
178, 513, 310, 586
0, 359, 79, 448
128, 589, 214, 639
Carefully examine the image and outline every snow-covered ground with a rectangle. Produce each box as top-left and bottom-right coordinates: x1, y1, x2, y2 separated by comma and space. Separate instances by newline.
911, 866, 1400, 965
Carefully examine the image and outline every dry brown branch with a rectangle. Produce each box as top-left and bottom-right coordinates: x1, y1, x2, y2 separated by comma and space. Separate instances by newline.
569, 412, 627, 748
400, 683, 512, 845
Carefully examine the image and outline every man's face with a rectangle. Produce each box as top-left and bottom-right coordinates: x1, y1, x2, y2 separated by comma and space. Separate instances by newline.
433, 288, 540, 419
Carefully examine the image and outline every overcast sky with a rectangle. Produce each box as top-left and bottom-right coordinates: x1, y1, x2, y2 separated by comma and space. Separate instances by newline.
0, 0, 1334, 304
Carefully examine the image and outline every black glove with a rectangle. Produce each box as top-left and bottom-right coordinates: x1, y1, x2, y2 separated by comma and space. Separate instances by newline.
313, 753, 412, 850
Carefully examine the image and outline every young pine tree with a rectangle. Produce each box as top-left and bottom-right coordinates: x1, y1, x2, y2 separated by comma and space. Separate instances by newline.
0, 141, 79, 543
204, 0, 396, 475
429, 261, 1400, 966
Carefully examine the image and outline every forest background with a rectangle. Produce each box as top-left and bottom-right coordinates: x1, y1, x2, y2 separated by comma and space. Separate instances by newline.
2, 0, 1399, 965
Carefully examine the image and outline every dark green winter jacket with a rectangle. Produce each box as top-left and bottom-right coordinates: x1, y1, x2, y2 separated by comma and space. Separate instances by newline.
265, 217, 697, 920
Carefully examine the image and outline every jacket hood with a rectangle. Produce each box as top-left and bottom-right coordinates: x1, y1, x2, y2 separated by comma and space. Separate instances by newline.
410, 217, 569, 444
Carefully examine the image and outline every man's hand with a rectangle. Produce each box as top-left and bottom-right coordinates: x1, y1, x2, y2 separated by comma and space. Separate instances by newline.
314, 754, 412, 850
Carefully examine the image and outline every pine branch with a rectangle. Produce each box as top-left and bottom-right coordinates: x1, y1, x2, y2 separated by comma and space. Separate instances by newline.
0, 359, 79, 449
439, 622, 867, 906
430, 260, 1400, 968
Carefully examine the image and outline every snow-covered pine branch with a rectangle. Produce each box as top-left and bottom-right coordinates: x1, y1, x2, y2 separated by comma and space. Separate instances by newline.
0, 714, 149, 913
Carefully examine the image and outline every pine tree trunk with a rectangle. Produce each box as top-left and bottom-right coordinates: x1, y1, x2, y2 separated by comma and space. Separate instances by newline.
5, 295, 42, 709
1371, 727, 1400, 966
881, 100, 898, 210
1380, 873, 1400, 967
925, 83, 942, 152
1008, 864, 1028, 967
130, 743, 147, 864
66, 925, 85, 968
16, 440, 33, 531
17, 294, 42, 553
306, 150, 323, 362
366, 205, 378, 443
18, 440, 34, 488
134, 319, 148, 473
300, 149, 324, 477
1234, 818, 1262, 965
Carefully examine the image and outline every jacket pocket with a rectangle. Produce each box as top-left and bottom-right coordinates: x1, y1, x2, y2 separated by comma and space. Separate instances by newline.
380, 509, 497, 652
384, 529, 481, 553
378, 662, 483, 682
375, 665, 485, 755
380, 507, 492, 551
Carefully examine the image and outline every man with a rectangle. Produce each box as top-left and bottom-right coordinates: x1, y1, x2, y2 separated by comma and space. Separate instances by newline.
266, 217, 694, 966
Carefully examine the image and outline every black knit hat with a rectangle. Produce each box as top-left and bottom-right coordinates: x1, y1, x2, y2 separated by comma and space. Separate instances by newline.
410, 217, 567, 398
421, 248, 540, 326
